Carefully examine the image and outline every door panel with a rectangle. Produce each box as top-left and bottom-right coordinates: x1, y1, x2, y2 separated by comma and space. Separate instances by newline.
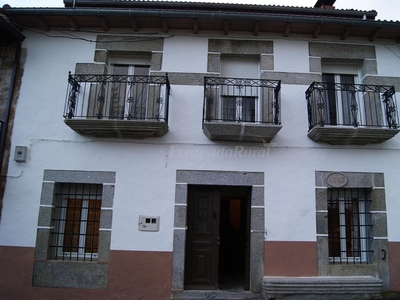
185, 186, 220, 290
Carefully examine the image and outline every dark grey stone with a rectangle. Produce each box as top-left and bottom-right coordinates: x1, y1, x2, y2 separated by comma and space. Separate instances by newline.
330, 264, 375, 276
151, 52, 163, 71
203, 122, 282, 143
373, 173, 385, 188
35, 228, 51, 260
207, 53, 220, 73
176, 170, 264, 186
263, 276, 382, 300
102, 184, 115, 208
37, 206, 52, 227
171, 229, 186, 290
174, 205, 187, 228
260, 54, 274, 71
251, 208, 264, 231
100, 209, 113, 229
363, 75, 400, 92
309, 42, 376, 59
316, 236, 329, 276
167, 72, 209, 86
315, 171, 384, 188
33, 261, 108, 289
75, 63, 106, 75
251, 186, 264, 207
315, 188, 327, 210
175, 184, 187, 204
260, 71, 321, 85
361, 59, 378, 77
96, 35, 163, 52
316, 212, 328, 235
40, 182, 55, 205
371, 189, 386, 211
43, 170, 116, 184
309, 57, 322, 73
250, 232, 264, 293
98, 230, 111, 262
374, 239, 390, 291
307, 126, 399, 145
372, 213, 388, 237
94, 50, 109, 64
209, 39, 273, 55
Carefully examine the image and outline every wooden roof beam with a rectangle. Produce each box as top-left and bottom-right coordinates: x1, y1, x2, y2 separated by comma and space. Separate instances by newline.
341, 26, 352, 40
313, 24, 322, 38
130, 17, 139, 32
284, 23, 291, 37
254, 21, 260, 36
162, 18, 168, 33
224, 19, 229, 35
369, 27, 381, 42
68, 16, 79, 31
193, 18, 198, 34
99, 16, 109, 31
37, 16, 50, 31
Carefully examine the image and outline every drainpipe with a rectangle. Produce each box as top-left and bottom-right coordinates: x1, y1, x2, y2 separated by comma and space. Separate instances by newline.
0, 41, 21, 175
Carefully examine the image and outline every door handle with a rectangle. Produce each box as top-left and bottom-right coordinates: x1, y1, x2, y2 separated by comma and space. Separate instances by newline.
216, 236, 221, 246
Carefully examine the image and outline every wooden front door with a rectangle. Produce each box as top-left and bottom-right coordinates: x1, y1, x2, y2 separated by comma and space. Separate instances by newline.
185, 186, 220, 290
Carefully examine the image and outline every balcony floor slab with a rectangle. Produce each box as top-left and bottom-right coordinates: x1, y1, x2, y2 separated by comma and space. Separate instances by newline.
308, 125, 400, 145
203, 121, 282, 143
65, 119, 168, 139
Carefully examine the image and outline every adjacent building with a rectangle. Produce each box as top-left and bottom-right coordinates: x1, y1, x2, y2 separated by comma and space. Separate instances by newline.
0, 0, 400, 299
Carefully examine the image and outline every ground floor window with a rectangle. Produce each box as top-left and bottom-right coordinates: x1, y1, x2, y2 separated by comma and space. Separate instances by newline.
51, 183, 102, 261
327, 188, 373, 264
33, 170, 115, 289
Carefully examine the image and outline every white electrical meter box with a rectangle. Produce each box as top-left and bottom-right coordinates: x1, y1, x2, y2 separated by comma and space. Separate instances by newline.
14, 146, 28, 163
139, 216, 160, 232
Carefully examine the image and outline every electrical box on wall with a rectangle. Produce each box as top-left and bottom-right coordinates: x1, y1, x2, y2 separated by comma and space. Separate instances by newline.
14, 146, 28, 163
138, 215, 160, 232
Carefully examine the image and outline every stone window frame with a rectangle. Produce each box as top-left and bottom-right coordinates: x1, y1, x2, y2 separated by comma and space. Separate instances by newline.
315, 171, 390, 290
207, 39, 274, 74
309, 42, 378, 82
172, 170, 265, 294
74, 35, 164, 76
33, 170, 115, 289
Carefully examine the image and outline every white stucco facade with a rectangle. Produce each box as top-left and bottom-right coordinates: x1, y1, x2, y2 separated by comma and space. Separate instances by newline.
1, 30, 400, 251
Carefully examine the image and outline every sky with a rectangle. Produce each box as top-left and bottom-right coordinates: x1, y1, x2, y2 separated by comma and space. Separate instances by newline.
0, 0, 399, 21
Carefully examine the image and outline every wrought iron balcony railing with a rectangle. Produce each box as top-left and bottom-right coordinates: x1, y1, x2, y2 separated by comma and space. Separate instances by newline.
306, 82, 399, 131
64, 73, 170, 122
203, 77, 281, 125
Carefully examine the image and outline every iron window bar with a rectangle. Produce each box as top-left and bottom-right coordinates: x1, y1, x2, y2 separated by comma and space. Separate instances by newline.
306, 82, 398, 131
203, 76, 281, 126
327, 188, 373, 265
50, 183, 102, 262
64, 72, 171, 122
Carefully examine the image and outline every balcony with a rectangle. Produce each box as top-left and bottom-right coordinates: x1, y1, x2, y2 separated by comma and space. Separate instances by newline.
202, 77, 282, 143
306, 82, 399, 145
64, 73, 170, 138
